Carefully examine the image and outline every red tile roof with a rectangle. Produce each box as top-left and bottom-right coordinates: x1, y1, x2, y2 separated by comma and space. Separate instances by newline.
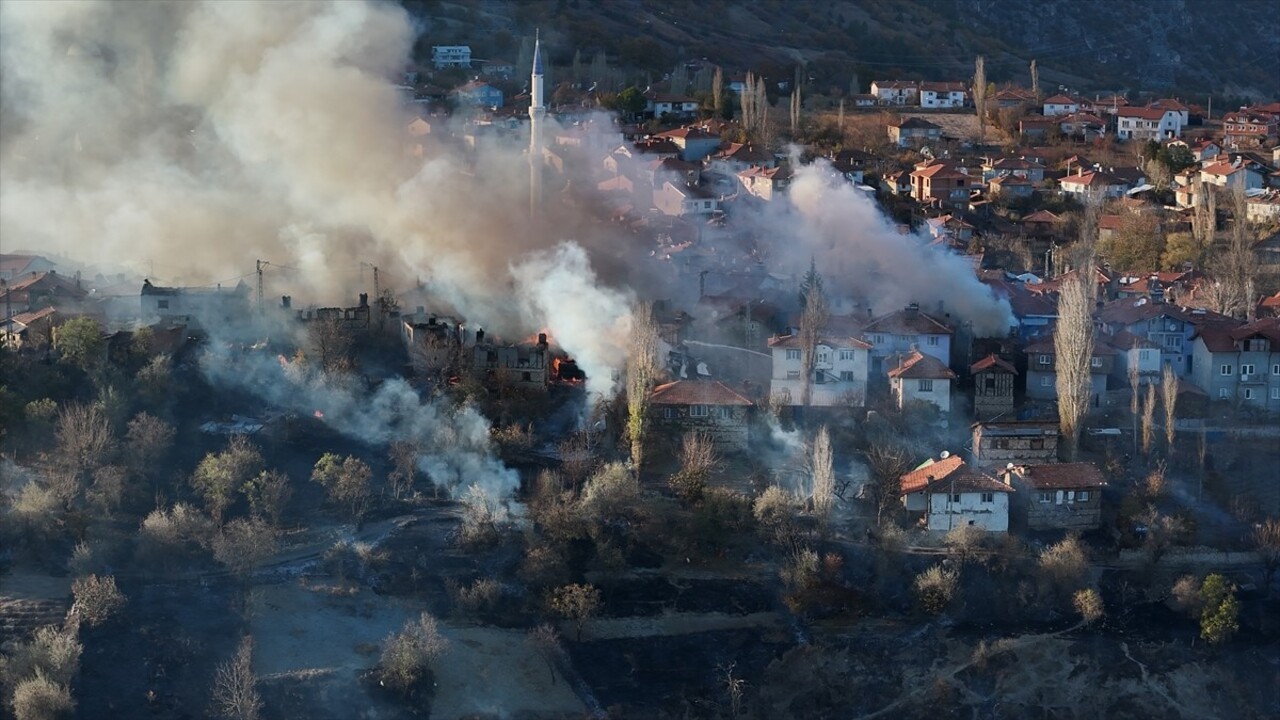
656, 126, 719, 140
970, 353, 1017, 374
1022, 209, 1062, 224
1043, 94, 1079, 105
1007, 462, 1106, 490
887, 350, 957, 379
900, 454, 1011, 495
1118, 106, 1170, 121
650, 380, 752, 406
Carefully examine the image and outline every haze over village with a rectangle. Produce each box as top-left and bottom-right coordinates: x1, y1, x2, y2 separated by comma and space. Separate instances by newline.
1, 1, 1279, 719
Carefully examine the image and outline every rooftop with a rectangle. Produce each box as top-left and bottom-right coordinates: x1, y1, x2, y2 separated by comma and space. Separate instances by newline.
649, 380, 752, 406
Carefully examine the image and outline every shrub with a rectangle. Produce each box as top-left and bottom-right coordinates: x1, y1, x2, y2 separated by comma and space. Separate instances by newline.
1, 626, 82, 688
578, 463, 639, 522
458, 484, 509, 550
753, 486, 798, 547
914, 564, 959, 615
71, 575, 126, 628
378, 613, 449, 693
1072, 588, 1104, 624
452, 578, 504, 617
944, 525, 987, 564
1037, 535, 1088, 591
1170, 574, 1202, 616
10, 672, 74, 720
1199, 574, 1239, 645
548, 584, 601, 642
779, 548, 820, 593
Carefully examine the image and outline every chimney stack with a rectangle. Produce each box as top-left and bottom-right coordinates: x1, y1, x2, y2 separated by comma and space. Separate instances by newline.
359, 293, 369, 308
537, 332, 548, 348
281, 296, 292, 309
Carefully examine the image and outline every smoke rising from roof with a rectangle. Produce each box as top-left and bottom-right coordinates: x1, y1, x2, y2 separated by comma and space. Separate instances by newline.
757, 160, 1016, 336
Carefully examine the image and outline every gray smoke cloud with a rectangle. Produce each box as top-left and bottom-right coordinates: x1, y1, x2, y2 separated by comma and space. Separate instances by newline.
753, 159, 1015, 335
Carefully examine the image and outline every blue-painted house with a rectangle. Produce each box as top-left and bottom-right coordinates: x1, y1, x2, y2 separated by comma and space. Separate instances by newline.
453, 80, 504, 108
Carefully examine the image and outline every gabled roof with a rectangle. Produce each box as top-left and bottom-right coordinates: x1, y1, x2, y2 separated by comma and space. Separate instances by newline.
714, 142, 771, 164
656, 126, 719, 141
650, 380, 752, 406
910, 161, 967, 180
0, 255, 49, 275
864, 306, 954, 335
1023, 335, 1118, 356
1, 271, 87, 299
767, 334, 872, 350
1117, 106, 1171, 121
1007, 462, 1106, 490
900, 454, 1011, 495
887, 350, 957, 379
1022, 209, 1062, 223
1060, 170, 1127, 187
893, 117, 942, 130
1108, 330, 1160, 350
970, 353, 1017, 374
919, 81, 966, 93
1043, 94, 1079, 105
738, 165, 792, 181
988, 157, 1041, 170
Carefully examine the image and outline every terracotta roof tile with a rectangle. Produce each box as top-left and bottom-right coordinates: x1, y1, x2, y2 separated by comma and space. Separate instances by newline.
900, 454, 1012, 495
1007, 462, 1106, 490
970, 353, 1017, 374
649, 380, 752, 406
886, 350, 957, 379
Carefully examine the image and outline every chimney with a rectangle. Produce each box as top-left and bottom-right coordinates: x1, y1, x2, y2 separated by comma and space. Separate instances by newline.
537, 332, 548, 348
359, 293, 368, 308
281, 296, 292, 309
475, 328, 485, 343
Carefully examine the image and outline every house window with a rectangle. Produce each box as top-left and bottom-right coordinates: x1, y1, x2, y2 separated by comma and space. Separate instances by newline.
1078, 491, 1090, 502
1038, 354, 1050, 364
950, 494, 962, 503
926, 336, 939, 347
703, 200, 711, 209
522, 372, 531, 382
817, 352, 831, 364
1040, 376, 1052, 387
786, 370, 800, 379
1218, 388, 1229, 399
1038, 492, 1053, 503
1270, 388, 1280, 400
157, 300, 169, 309
1272, 364, 1280, 375
918, 379, 933, 392
786, 349, 801, 360
689, 404, 709, 417
1244, 388, 1255, 400
873, 335, 884, 345
981, 492, 994, 503
840, 371, 854, 381
1163, 335, 1180, 348
984, 376, 996, 389
839, 350, 855, 361
1091, 357, 1102, 368
1220, 364, 1232, 376
663, 407, 676, 419
1241, 364, 1255, 375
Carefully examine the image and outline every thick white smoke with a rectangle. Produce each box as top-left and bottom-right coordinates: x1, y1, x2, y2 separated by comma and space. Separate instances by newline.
510, 242, 632, 397
766, 161, 1016, 336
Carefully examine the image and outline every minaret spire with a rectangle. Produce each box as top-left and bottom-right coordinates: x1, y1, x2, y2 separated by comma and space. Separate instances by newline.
528, 30, 545, 222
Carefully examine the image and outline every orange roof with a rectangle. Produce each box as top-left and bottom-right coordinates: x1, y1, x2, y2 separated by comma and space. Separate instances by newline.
656, 126, 719, 140
886, 350, 956, 380
970, 354, 1017, 374
900, 454, 1011, 495
649, 380, 752, 406
864, 306, 953, 335
1022, 210, 1062, 223
1043, 94, 1079, 105
1007, 462, 1106, 490
1118, 107, 1169, 121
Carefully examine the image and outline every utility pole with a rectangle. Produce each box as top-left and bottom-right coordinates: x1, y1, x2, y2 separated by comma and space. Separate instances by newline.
372, 265, 382, 328
256, 259, 265, 314
2, 279, 9, 347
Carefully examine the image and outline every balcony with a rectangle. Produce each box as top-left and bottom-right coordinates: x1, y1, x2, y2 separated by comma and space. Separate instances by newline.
1239, 373, 1263, 384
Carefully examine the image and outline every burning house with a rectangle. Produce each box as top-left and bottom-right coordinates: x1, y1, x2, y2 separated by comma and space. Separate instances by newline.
291, 293, 372, 329
140, 278, 250, 330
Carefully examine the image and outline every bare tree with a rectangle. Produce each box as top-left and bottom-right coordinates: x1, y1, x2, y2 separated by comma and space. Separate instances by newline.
1161, 363, 1178, 457
1054, 270, 1097, 460
53, 404, 116, 505
973, 55, 987, 144
789, 87, 801, 135
70, 574, 126, 628
1208, 181, 1258, 318
549, 583, 601, 641
125, 412, 174, 489
212, 517, 279, 581
379, 612, 449, 693
388, 441, 420, 499
1128, 364, 1141, 455
865, 440, 912, 525
212, 636, 261, 720
307, 315, 354, 375
669, 432, 720, 503
626, 302, 659, 469
712, 65, 724, 117
10, 671, 75, 720
527, 624, 561, 685
798, 276, 829, 408
809, 426, 835, 530
1141, 383, 1157, 459
1029, 59, 1040, 105
1253, 517, 1280, 597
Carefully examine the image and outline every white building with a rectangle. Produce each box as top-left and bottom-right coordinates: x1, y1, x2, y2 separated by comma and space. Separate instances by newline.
871, 80, 918, 106
1042, 94, 1081, 117
900, 452, 1012, 532
887, 350, 956, 414
1116, 107, 1184, 141
431, 45, 472, 69
918, 82, 966, 108
767, 334, 872, 408
861, 304, 954, 374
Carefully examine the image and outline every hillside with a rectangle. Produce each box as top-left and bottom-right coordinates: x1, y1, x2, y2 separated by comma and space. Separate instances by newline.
404, 0, 1280, 102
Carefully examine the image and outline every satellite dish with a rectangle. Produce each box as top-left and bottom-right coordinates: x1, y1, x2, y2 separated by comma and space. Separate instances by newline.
940, 450, 950, 459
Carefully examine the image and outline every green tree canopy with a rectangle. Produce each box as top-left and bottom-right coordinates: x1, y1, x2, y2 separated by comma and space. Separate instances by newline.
56, 317, 104, 370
